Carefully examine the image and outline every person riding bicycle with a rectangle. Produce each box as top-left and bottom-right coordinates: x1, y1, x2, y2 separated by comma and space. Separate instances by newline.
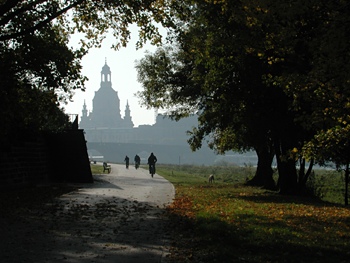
134, 154, 141, 169
147, 152, 157, 175
124, 155, 129, 169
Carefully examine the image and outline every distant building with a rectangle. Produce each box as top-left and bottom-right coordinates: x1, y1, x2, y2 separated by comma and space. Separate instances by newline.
79, 61, 257, 165
79, 61, 196, 146
80, 60, 133, 129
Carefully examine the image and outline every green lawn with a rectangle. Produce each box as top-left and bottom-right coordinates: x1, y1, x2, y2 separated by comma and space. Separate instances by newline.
154, 164, 350, 263
90, 163, 105, 174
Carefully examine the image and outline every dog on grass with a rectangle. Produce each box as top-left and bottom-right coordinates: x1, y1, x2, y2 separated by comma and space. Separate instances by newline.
208, 174, 214, 183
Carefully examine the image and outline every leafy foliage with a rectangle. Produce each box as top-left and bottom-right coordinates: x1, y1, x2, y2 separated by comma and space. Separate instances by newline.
0, 23, 83, 140
0, 0, 175, 143
0, 0, 173, 48
136, 0, 350, 195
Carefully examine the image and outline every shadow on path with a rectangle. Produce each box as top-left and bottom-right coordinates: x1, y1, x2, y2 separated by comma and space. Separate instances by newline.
0, 164, 175, 263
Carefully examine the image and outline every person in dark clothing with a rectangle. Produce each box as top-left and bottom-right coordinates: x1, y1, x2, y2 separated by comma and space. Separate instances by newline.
147, 152, 157, 177
134, 154, 141, 169
124, 155, 129, 169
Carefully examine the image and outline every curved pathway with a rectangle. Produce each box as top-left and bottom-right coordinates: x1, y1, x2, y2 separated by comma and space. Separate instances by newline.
0, 164, 175, 263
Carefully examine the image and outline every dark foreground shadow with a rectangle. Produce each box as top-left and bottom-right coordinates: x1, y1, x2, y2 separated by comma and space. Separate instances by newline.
0, 184, 171, 263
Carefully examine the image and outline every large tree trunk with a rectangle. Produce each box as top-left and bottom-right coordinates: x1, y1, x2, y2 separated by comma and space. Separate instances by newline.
247, 146, 276, 190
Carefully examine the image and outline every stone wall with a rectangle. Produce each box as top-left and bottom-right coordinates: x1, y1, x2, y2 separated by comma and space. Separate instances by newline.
44, 130, 93, 183
0, 130, 93, 188
0, 138, 49, 187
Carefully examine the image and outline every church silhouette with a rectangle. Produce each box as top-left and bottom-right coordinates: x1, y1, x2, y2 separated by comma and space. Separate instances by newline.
80, 60, 133, 129
77, 61, 220, 165
77, 61, 258, 166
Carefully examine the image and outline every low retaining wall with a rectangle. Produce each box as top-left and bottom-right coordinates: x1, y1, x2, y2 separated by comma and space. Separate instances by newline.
0, 130, 93, 188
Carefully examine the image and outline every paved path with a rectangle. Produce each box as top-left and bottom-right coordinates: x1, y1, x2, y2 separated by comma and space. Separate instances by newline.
0, 164, 175, 263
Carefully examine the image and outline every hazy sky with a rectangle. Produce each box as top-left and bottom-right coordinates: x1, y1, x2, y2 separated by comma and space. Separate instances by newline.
63, 26, 162, 127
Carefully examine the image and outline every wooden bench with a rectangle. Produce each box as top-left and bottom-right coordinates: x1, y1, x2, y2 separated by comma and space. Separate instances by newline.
103, 162, 111, 173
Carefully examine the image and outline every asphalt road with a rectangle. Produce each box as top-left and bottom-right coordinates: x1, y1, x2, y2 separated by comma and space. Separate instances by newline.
0, 163, 175, 263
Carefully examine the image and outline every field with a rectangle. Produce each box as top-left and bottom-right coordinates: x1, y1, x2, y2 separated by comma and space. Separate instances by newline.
154, 164, 350, 263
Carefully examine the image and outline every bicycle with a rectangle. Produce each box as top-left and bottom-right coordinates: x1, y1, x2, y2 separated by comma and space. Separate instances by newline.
149, 163, 155, 178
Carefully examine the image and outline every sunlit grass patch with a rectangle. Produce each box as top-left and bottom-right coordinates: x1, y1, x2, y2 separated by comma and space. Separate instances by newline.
157, 163, 256, 184
90, 163, 106, 174
160, 165, 350, 262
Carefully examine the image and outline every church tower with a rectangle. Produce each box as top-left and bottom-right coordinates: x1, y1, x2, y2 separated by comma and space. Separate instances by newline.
79, 59, 135, 138
123, 100, 134, 128
79, 100, 89, 128
89, 59, 123, 128
82, 100, 88, 117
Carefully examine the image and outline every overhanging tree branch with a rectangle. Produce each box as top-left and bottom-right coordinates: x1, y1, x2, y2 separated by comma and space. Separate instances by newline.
0, 0, 85, 41
0, 0, 47, 26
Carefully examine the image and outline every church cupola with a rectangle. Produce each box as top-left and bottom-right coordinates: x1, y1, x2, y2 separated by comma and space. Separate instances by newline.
101, 58, 111, 83
79, 59, 134, 130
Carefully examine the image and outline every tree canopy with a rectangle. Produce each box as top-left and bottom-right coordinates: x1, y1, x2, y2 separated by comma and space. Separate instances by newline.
0, 0, 173, 142
2, 0, 349, 198
136, 0, 350, 196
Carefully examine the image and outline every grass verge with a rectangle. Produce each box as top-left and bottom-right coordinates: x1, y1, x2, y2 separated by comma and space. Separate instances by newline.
156, 164, 350, 263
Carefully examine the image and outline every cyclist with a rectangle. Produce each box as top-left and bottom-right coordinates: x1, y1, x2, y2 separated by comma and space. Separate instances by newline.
147, 152, 157, 177
124, 155, 129, 169
134, 154, 141, 169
